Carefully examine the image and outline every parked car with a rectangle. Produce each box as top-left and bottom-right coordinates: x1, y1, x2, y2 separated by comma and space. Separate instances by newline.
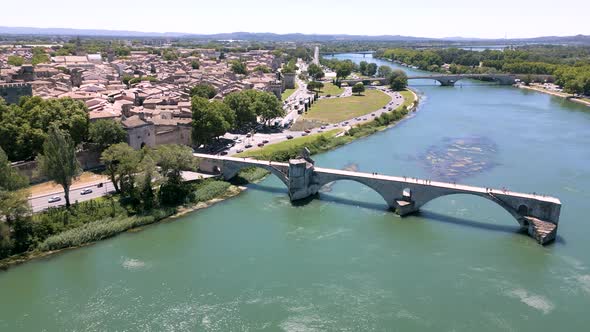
48, 196, 61, 203
286, 135, 294, 139
236, 149, 244, 153
245, 144, 253, 148
262, 139, 269, 144
220, 151, 228, 155
246, 133, 252, 138
80, 188, 93, 195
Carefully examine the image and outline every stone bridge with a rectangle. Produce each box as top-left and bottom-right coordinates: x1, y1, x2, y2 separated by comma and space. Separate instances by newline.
195, 153, 562, 245
341, 74, 553, 87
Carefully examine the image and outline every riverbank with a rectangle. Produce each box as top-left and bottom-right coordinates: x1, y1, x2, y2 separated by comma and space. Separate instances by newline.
0, 89, 419, 271
518, 84, 590, 107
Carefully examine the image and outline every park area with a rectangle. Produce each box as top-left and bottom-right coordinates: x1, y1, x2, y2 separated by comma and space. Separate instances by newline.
302, 89, 390, 123
318, 82, 344, 96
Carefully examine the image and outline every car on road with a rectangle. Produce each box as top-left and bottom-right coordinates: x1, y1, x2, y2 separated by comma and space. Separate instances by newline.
286, 135, 294, 139
236, 149, 244, 153
371, 113, 376, 116
246, 133, 252, 138
262, 139, 269, 144
320, 126, 326, 129
233, 136, 239, 140
318, 130, 324, 133
245, 144, 253, 149
220, 151, 228, 155
48, 196, 61, 203
363, 117, 368, 121
304, 129, 311, 133
80, 188, 93, 195
301, 132, 308, 136
257, 143, 265, 147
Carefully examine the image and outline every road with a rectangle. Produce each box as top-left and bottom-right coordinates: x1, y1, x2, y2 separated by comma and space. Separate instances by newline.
29, 181, 116, 213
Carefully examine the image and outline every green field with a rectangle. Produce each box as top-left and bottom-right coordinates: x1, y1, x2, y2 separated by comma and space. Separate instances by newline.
318, 82, 344, 96
281, 83, 298, 101
398, 90, 416, 110
235, 129, 344, 160
302, 89, 390, 123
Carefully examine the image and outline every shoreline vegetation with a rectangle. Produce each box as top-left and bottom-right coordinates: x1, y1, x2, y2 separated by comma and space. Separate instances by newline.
0, 89, 418, 271
518, 84, 590, 107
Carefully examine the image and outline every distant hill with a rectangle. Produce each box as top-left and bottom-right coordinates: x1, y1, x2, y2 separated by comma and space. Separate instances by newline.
1, 27, 589, 44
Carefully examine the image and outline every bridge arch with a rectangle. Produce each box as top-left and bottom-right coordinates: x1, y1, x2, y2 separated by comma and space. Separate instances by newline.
413, 192, 526, 227
315, 175, 401, 209
222, 162, 289, 187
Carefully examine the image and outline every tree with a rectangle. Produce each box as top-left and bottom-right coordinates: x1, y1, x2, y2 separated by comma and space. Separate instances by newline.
253, 65, 271, 73
251, 92, 284, 126
378, 65, 393, 78
388, 70, 408, 91
192, 97, 235, 147
307, 63, 324, 81
37, 125, 81, 208
153, 145, 194, 205
88, 120, 127, 151
335, 61, 354, 82
359, 61, 368, 75
0, 147, 30, 226
100, 143, 141, 195
230, 60, 248, 75
0, 96, 89, 161
191, 60, 200, 70
190, 84, 217, 99
352, 82, 365, 95
7, 56, 24, 66
307, 81, 324, 93
224, 91, 257, 127
367, 63, 378, 76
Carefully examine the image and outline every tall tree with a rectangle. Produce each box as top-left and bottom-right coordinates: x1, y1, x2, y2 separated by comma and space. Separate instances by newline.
359, 61, 368, 75
378, 65, 393, 78
224, 91, 257, 127
367, 63, 378, 76
388, 70, 408, 91
307, 63, 324, 81
100, 143, 141, 195
37, 125, 81, 208
0, 147, 30, 225
191, 97, 235, 147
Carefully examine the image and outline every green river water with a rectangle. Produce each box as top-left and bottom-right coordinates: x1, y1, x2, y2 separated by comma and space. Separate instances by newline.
1, 54, 590, 331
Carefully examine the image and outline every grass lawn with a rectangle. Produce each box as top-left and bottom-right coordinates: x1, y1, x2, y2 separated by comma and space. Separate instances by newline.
281, 83, 298, 101
398, 90, 416, 110
318, 82, 344, 96
302, 89, 390, 123
235, 129, 344, 159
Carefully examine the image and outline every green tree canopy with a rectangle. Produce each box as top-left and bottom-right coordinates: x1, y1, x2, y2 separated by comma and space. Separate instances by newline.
100, 142, 141, 195
88, 120, 127, 151
367, 63, 378, 76
377, 65, 393, 78
7, 55, 24, 66
352, 82, 365, 95
190, 84, 217, 99
307, 63, 325, 81
388, 70, 408, 91
0, 96, 89, 161
192, 97, 235, 147
230, 60, 248, 75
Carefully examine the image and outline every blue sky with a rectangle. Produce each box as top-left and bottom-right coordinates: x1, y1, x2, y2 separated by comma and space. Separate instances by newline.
3, 0, 588, 38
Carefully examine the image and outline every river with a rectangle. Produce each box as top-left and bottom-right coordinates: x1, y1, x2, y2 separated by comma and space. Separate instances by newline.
1, 53, 590, 331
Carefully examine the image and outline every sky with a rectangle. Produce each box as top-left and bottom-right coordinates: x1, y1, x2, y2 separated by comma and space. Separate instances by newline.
2, 0, 588, 38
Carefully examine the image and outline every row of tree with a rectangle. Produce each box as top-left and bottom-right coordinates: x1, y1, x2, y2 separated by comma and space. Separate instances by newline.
0, 96, 128, 162
191, 89, 284, 147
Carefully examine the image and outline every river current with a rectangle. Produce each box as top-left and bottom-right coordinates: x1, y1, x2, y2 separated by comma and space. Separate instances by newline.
1, 54, 590, 331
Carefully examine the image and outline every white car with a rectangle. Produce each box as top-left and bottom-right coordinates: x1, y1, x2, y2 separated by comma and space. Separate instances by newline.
48, 196, 61, 203
80, 188, 93, 195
